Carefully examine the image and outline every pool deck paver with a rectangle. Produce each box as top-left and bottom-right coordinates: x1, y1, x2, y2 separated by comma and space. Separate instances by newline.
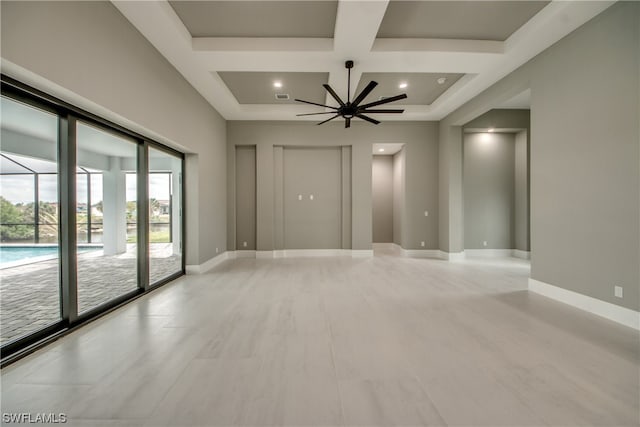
0, 247, 181, 345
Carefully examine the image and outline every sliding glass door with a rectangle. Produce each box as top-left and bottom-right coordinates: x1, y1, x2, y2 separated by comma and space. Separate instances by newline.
76, 121, 139, 314
149, 147, 182, 285
0, 96, 61, 345
1, 78, 185, 360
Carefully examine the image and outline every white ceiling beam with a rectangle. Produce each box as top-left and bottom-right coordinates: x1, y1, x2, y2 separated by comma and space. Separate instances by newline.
112, 0, 616, 122
373, 38, 503, 54
111, 0, 239, 118
193, 37, 333, 52
328, 0, 390, 103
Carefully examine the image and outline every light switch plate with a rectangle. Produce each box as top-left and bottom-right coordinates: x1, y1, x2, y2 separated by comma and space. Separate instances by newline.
614, 286, 623, 298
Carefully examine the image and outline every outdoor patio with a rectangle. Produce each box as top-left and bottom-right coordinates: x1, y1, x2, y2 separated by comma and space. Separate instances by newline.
0, 245, 181, 345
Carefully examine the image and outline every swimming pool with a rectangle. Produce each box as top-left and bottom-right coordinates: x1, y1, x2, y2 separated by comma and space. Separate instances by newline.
0, 245, 102, 267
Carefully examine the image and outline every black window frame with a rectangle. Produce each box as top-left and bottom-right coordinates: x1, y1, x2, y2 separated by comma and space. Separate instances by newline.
0, 75, 186, 366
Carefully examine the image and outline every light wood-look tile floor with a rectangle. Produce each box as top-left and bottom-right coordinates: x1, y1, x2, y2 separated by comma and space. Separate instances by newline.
1, 247, 639, 426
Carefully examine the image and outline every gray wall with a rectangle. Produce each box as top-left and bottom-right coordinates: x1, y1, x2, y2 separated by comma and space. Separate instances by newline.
464, 109, 531, 131
1, 1, 227, 266
235, 146, 256, 250
439, 2, 639, 310
393, 149, 406, 247
227, 121, 438, 251
282, 147, 343, 249
464, 133, 515, 249
514, 130, 529, 251
372, 155, 394, 243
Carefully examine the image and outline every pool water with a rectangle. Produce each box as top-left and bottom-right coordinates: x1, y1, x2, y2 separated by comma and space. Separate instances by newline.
0, 246, 101, 266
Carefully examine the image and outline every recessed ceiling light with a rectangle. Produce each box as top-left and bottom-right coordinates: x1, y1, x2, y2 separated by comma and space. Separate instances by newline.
378, 148, 385, 152
437, 77, 447, 85
488, 128, 495, 132
273, 81, 282, 88
399, 82, 408, 89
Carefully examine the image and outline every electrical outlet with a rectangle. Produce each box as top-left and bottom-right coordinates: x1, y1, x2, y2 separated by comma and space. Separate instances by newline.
297, 194, 302, 201
614, 286, 623, 298
424, 211, 429, 217
483, 241, 488, 247
243, 241, 247, 247
216, 247, 219, 253
310, 194, 314, 200
420, 241, 425, 247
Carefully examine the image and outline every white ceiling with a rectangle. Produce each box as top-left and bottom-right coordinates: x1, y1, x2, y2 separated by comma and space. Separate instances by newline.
111, 1, 614, 122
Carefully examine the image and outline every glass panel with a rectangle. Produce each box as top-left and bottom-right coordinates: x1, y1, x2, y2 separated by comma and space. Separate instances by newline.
0, 155, 30, 174
0, 96, 61, 345
38, 174, 59, 244
90, 174, 104, 243
126, 173, 137, 244
76, 122, 138, 314
3, 153, 58, 173
149, 147, 182, 284
76, 172, 89, 243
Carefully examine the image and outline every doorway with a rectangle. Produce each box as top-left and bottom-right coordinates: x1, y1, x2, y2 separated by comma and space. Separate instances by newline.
372, 143, 404, 252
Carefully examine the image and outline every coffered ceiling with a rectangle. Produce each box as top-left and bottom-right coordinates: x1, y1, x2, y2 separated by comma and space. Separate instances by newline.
112, 0, 614, 122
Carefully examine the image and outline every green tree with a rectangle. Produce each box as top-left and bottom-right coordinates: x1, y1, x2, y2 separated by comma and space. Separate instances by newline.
0, 196, 34, 241
126, 201, 137, 221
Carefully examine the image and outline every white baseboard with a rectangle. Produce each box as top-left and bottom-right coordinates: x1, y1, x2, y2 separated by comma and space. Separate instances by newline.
351, 250, 374, 258
254, 249, 373, 258
465, 249, 515, 258
185, 251, 231, 275
401, 249, 441, 258
513, 249, 531, 260
437, 251, 466, 261
235, 250, 256, 258
528, 278, 640, 330
373, 243, 396, 249
439, 249, 531, 260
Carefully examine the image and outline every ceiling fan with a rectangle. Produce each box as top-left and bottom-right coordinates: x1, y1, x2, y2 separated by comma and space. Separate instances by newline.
295, 60, 407, 128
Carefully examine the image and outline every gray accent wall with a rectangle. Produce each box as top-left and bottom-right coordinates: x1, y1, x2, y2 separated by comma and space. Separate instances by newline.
464, 133, 516, 249
464, 109, 531, 131
227, 121, 438, 251
1, 1, 227, 267
393, 149, 406, 247
439, 2, 639, 310
235, 146, 256, 250
282, 147, 343, 249
372, 155, 394, 243
514, 130, 529, 251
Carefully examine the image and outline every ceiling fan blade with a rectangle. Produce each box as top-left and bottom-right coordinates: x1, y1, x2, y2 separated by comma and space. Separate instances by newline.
358, 109, 405, 113
294, 98, 338, 109
355, 114, 380, 125
323, 84, 345, 106
359, 93, 407, 109
345, 118, 351, 128
296, 112, 339, 116
317, 114, 340, 125
351, 81, 378, 107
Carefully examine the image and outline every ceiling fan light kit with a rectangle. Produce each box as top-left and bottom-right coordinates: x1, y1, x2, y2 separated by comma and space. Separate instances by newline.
295, 60, 407, 128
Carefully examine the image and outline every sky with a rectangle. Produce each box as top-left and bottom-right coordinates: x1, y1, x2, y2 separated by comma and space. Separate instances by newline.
1, 173, 171, 205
